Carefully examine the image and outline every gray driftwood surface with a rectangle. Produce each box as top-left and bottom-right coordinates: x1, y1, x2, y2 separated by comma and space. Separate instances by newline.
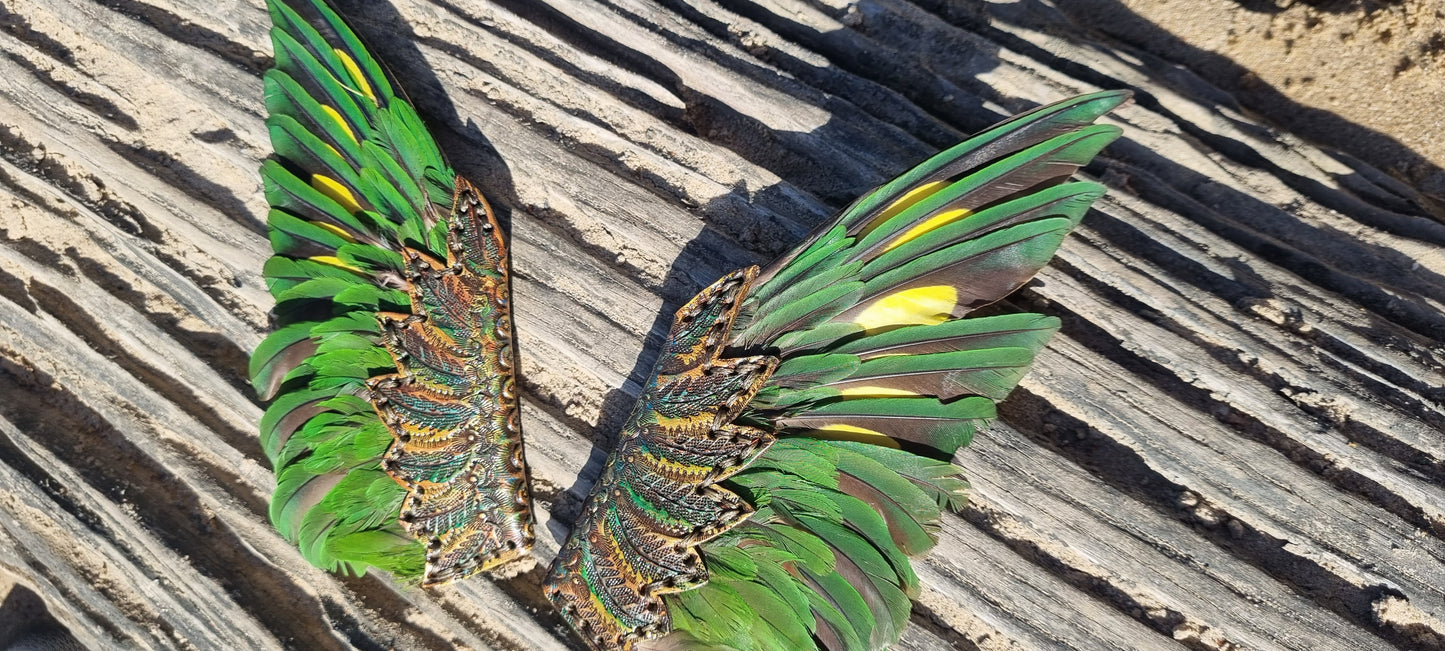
0, 0, 1442, 649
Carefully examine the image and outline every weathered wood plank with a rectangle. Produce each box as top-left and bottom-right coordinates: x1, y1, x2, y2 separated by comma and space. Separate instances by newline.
0, 0, 1441, 648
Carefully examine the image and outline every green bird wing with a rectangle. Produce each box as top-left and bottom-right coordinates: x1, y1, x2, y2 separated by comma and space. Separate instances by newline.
543, 90, 1129, 650
253, 0, 531, 585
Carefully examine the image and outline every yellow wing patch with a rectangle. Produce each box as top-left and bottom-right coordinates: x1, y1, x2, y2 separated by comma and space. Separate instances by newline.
853, 285, 958, 331
881, 208, 971, 253
839, 386, 918, 397
312, 220, 357, 243
308, 255, 364, 274
320, 104, 358, 144
333, 49, 377, 104
311, 174, 364, 214
859, 180, 950, 237
809, 424, 901, 448
322, 142, 345, 163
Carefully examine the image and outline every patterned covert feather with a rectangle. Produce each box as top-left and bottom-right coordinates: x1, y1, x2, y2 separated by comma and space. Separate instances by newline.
544, 268, 779, 648
368, 179, 532, 585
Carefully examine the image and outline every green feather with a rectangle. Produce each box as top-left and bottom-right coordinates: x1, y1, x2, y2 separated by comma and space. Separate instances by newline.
263, 71, 364, 163
830, 441, 970, 511
250, 322, 319, 402
261, 160, 372, 240
754, 91, 1128, 287
827, 346, 1039, 401
324, 529, 424, 577
267, 28, 368, 130
335, 241, 405, 276
375, 101, 449, 183
744, 230, 851, 310
862, 183, 1105, 276
749, 260, 863, 326
778, 396, 994, 455
287, 0, 394, 101
332, 283, 408, 310
820, 494, 919, 595
832, 312, 1059, 358
769, 353, 861, 389
267, 114, 367, 194
731, 580, 813, 651
836, 92, 1128, 237
736, 281, 863, 347
797, 561, 873, 650
360, 141, 425, 217
359, 167, 419, 228
307, 347, 392, 380
738, 440, 839, 489
671, 582, 756, 650
800, 516, 909, 647
272, 470, 345, 541
259, 387, 332, 459
266, 209, 351, 257
278, 411, 369, 468
274, 276, 363, 304
832, 445, 941, 554
769, 486, 845, 523
771, 322, 865, 357
748, 517, 835, 576
854, 218, 1074, 310
848, 126, 1120, 260
747, 545, 814, 626
262, 256, 368, 294
267, 1, 381, 114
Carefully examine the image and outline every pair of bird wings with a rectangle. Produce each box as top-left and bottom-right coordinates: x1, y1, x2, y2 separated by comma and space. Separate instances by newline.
251, 0, 1128, 649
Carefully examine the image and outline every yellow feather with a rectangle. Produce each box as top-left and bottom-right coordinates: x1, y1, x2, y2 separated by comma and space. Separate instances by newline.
320, 104, 358, 144
310, 175, 363, 214
881, 208, 971, 253
308, 255, 363, 273
311, 221, 356, 243
809, 424, 901, 448
859, 180, 950, 236
333, 49, 377, 104
853, 285, 958, 330
839, 387, 918, 397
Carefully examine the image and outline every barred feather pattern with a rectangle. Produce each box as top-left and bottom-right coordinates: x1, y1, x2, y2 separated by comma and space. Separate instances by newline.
367, 179, 532, 585
544, 269, 779, 650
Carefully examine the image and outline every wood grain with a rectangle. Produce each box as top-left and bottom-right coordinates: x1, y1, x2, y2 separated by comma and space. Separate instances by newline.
0, 0, 1441, 649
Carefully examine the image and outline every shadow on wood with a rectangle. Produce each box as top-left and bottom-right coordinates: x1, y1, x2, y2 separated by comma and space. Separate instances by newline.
0, 0, 1440, 649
